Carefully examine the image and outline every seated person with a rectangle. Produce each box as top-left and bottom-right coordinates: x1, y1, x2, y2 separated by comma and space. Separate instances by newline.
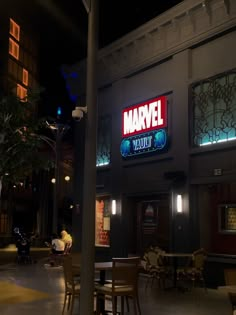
51, 233, 65, 254
60, 230, 72, 249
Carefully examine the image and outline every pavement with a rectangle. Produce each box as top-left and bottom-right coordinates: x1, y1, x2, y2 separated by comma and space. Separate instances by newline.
0, 245, 233, 315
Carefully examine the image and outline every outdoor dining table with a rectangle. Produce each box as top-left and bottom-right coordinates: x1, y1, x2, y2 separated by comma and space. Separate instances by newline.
73, 261, 112, 282
160, 252, 193, 289
72, 260, 143, 314
218, 285, 236, 293
72, 261, 113, 315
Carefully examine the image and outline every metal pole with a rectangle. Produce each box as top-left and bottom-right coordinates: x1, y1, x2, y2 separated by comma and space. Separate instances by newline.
79, 0, 98, 314
52, 130, 60, 233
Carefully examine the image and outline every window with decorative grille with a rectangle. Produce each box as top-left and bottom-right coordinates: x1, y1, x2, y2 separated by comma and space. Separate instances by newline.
192, 70, 236, 146
96, 115, 111, 167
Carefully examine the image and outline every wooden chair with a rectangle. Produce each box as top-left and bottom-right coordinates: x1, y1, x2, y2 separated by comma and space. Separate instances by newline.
143, 247, 172, 290
49, 242, 72, 266
176, 248, 207, 290
62, 255, 80, 315
95, 257, 141, 315
224, 269, 236, 311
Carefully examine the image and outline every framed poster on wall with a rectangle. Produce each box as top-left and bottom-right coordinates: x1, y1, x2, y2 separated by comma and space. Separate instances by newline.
218, 203, 236, 234
142, 201, 158, 226
95, 195, 111, 247
141, 201, 158, 236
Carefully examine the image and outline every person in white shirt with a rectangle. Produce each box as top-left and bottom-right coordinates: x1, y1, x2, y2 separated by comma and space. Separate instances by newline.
51, 233, 65, 254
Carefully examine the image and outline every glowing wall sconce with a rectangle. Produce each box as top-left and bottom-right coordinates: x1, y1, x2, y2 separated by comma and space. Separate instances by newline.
51, 178, 56, 184
176, 194, 183, 213
112, 199, 117, 215
65, 175, 70, 181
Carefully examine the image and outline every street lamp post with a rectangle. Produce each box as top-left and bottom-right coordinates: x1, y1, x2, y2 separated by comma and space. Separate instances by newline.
79, 0, 98, 314
47, 120, 70, 233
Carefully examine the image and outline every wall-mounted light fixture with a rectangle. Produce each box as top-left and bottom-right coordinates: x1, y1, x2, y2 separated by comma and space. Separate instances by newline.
177, 194, 183, 213
112, 199, 117, 215
65, 175, 70, 182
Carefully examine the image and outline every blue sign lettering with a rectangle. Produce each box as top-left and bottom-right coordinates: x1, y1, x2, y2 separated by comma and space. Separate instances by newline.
120, 129, 167, 157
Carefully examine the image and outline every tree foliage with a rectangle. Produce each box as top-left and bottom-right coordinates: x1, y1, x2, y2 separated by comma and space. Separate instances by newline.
0, 90, 54, 185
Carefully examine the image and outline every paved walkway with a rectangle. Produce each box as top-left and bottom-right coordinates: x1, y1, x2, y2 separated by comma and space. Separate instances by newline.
0, 254, 232, 315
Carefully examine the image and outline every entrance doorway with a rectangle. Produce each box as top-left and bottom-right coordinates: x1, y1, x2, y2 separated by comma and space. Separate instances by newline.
125, 193, 170, 256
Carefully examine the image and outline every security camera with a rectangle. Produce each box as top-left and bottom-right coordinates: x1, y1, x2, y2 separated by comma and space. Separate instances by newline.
72, 106, 87, 121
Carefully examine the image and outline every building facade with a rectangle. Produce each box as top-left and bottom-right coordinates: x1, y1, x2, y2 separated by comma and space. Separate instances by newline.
0, 11, 41, 243
63, 0, 236, 261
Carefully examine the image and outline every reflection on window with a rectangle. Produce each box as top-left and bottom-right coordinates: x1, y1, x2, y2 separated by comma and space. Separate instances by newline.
22, 69, 28, 86
9, 38, 19, 60
95, 196, 111, 247
192, 70, 236, 146
17, 84, 27, 101
9, 18, 20, 41
96, 115, 111, 167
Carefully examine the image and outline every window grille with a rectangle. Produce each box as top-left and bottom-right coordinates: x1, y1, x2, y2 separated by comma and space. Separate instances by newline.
192, 70, 236, 146
96, 115, 111, 167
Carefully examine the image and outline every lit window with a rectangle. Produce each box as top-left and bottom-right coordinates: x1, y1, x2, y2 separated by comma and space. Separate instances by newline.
9, 38, 19, 60
17, 84, 27, 101
96, 115, 111, 167
9, 18, 20, 41
22, 69, 28, 86
192, 70, 236, 146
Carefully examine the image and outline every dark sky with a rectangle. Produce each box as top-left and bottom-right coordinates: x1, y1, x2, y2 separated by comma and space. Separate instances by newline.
38, 0, 184, 63
4, 0, 183, 119
36, 0, 184, 119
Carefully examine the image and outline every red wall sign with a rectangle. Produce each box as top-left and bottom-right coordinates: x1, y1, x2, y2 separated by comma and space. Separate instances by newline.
122, 96, 167, 138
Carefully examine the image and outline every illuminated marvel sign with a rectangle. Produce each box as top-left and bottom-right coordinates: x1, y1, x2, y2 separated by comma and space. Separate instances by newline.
120, 96, 168, 158
122, 96, 167, 138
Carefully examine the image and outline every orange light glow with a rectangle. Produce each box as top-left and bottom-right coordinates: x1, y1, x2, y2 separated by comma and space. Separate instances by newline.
9, 18, 20, 41
22, 69, 28, 86
17, 84, 27, 101
9, 38, 19, 60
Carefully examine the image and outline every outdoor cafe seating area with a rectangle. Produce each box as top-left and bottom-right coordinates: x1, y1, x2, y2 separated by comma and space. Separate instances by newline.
49, 245, 233, 314
0, 245, 234, 315
140, 246, 208, 292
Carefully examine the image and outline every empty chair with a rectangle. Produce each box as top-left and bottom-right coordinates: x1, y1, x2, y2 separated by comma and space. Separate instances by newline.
176, 248, 207, 290
224, 268, 236, 311
95, 257, 141, 315
143, 247, 172, 290
62, 255, 80, 315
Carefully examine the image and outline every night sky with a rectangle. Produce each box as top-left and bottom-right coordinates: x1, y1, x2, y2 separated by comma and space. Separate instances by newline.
38, 0, 184, 119
1, 0, 184, 119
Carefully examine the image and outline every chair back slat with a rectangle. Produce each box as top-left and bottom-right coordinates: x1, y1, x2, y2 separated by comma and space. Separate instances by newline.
112, 257, 140, 292
224, 269, 236, 285
192, 248, 207, 269
63, 255, 74, 287
64, 242, 72, 255
146, 251, 158, 266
